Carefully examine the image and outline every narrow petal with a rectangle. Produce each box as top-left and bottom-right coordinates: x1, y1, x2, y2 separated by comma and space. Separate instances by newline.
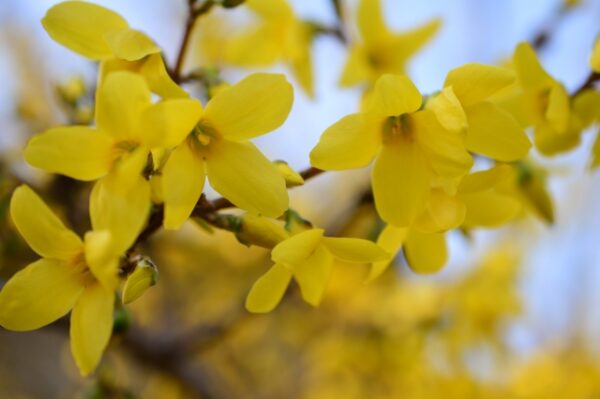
203, 73, 293, 141
414, 189, 466, 233
457, 165, 514, 194
162, 142, 206, 229
591, 130, 600, 169
245, 263, 292, 313
140, 53, 189, 98
42, 1, 128, 60
83, 231, 120, 291
368, 74, 422, 117
404, 230, 447, 274
293, 245, 334, 306
592, 38, 600, 73
357, 0, 389, 44
141, 99, 203, 149
70, 283, 114, 376
372, 141, 430, 226
534, 124, 580, 156
25, 126, 114, 181
321, 237, 389, 263
545, 83, 570, 133
388, 19, 442, 69
339, 45, 371, 87
0, 258, 84, 331
104, 28, 160, 61
426, 86, 467, 132
271, 228, 324, 268
513, 42, 553, 90
309, 113, 381, 170
461, 191, 521, 228
206, 139, 288, 217
225, 25, 283, 66
444, 63, 515, 106
96, 71, 152, 142
369, 225, 408, 281
289, 35, 314, 97
90, 149, 151, 254
465, 102, 531, 162
10, 185, 82, 260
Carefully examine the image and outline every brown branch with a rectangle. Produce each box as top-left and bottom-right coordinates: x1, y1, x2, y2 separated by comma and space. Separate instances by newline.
531, 2, 576, 51
571, 71, 600, 98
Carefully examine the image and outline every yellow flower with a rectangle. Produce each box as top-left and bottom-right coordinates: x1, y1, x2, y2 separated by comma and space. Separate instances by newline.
311, 74, 473, 227
246, 228, 389, 313
370, 165, 521, 278
438, 63, 531, 161
225, 0, 314, 96
0, 185, 132, 375
25, 71, 202, 240
339, 0, 441, 87
42, 0, 186, 98
511, 42, 579, 155
162, 73, 293, 229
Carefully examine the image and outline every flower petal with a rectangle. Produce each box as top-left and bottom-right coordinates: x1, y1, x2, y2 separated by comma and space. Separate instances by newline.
368, 74, 422, 117
70, 283, 114, 376
465, 102, 531, 162
357, 0, 389, 44
592, 38, 600, 73
339, 45, 371, 87
426, 86, 468, 132
83, 231, 120, 291
245, 263, 292, 313
96, 71, 152, 142
444, 63, 515, 106
321, 237, 389, 263
10, 185, 82, 260
104, 28, 160, 61
461, 191, 521, 228
24, 127, 114, 181
513, 42, 553, 90
140, 53, 189, 98
206, 139, 288, 217
372, 141, 430, 226
414, 189, 466, 233
42, 1, 128, 60
0, 258, 84, 331
203, 73, 293, 141
162, 142, 206, 229
404, 230, 447, 274
369, 225, 408, 281
310, 113, 381, 170
141, 99, 203, 149
271, 228, 324, 268
545, 83, 570, 133
293, 245, 334, 306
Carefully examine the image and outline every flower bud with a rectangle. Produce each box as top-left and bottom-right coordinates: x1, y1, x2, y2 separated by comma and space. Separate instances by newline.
236, 213, 289, 249
122, 257, 158, 304
274, 161, 304, 187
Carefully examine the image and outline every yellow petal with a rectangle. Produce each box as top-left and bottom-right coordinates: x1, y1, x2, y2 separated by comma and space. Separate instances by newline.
83, 231, 120, 291
339, 45, 371, 87
25, 126, 115, 181
96, 71, 152, 142
368, 74, 422, 117
293, 245, 333, 306
458, 164, 514, 194
388, 19, 442, 71
225, 25, 283, 66
0, 259, 84, 331
274, 161, 305, 188
465, 102, 531, 161
203, 73, 293, 141
404, 230, 447, 274
321, 237, 389, 263
461, 191, 521, 228
415, 110, 473, 178
444, 63, 515, 106
357, 0, 389, 45
245, 263, 292, 313
140, 53, 189, 98
271, 228, 324, 268
426, 86, 467, 131
206, 139, 288, 217
70, 283, 114, 376
310, 113, 381, 170
90, 149, 150, 254
534, 124, 581, 156
162, 142, 206, 229
513, 42, 553, 90
104, 28, 160, 61
42, 1, 128, 60
141, 99, 203, 148
290, 38, 314, 97
369, 225, 408, 281
10, 185, 82, 260
545, 83, 570, 133
414, 188, 466, 233
592, 38, 600, 72
372, 141, 429, 226
591, 130, 600, 169
572, 89, 600, 128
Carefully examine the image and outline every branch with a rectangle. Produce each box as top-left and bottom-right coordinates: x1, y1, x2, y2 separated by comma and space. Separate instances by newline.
571, 71, 600, 98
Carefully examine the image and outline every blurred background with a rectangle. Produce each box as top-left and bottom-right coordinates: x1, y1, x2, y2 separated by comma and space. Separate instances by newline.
1, 0, 600, 398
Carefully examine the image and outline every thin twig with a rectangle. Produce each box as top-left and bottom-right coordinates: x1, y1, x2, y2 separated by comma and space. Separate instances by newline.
571, 71, 600, 98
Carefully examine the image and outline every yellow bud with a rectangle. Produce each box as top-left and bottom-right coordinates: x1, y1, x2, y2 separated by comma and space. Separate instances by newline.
274, 161, 304, 187
236, 213, 289, 249
122, 257, 158, 304
57, 76, 86, 103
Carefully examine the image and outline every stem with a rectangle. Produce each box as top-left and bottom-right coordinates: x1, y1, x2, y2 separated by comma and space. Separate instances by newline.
571, 71, 600, 98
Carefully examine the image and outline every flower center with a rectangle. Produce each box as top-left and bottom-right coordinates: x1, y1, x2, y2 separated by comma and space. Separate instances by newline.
382, 114, 414, 143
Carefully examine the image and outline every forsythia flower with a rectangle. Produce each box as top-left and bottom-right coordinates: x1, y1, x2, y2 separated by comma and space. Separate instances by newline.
225, 0, 315, 96
311, 74, 473, 227
25, 71, 202, 241
0, 186, 132, 375
42, 0, 186, 98
339, 0, 441, 87
246, 228, 389, 313
162, 73, 293, 228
